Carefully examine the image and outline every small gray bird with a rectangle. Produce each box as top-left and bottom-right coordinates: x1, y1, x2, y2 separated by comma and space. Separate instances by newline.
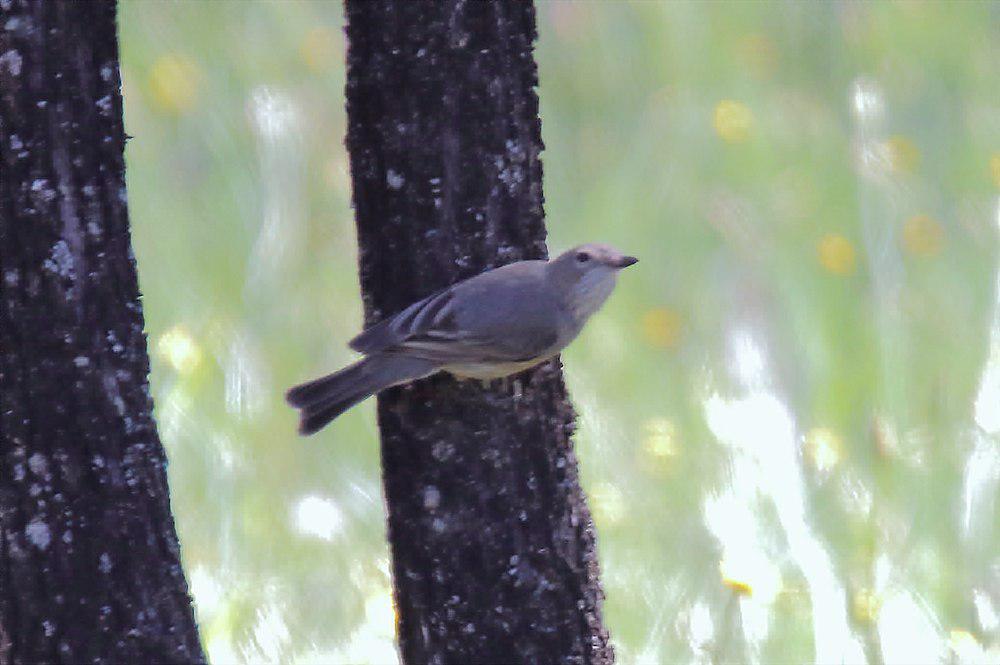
286, 243, 637, 435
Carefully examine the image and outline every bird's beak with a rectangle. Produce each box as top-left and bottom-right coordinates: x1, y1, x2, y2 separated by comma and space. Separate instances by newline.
615, 255, 638, 268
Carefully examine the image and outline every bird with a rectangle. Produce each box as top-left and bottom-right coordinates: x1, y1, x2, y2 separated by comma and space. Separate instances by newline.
286, 243, 637, 435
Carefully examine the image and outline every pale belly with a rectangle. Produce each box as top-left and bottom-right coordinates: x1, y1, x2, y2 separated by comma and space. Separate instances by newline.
442, 354, 555, 380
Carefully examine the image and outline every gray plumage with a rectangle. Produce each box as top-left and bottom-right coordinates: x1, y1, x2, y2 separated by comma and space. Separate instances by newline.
287, 243, 637, 435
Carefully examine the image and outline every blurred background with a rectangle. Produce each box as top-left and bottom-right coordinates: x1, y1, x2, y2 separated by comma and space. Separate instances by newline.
119, 1, 999, 663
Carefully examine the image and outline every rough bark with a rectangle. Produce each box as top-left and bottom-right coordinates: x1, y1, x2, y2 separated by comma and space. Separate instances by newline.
0, 1, 204, 662
344, 1, 611, 663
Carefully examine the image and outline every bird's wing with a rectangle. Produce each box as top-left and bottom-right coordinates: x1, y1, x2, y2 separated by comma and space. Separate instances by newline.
349, 281, 558, 364
349, 286, 459, 355
350, 261, 562, 363
398, 325, 558, 364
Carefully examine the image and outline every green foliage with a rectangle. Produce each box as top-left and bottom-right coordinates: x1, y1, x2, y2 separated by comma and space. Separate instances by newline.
120, 1, 999, 662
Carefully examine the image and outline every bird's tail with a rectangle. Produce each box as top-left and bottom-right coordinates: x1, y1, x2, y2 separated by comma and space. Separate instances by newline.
286, 354, 438, 436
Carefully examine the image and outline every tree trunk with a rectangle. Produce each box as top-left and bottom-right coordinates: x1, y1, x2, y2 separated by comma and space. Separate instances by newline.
343, 1, 611, 663
0, 1, 204, 662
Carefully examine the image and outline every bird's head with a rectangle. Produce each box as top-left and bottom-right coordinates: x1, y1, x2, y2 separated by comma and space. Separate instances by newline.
548, 243, 637, 320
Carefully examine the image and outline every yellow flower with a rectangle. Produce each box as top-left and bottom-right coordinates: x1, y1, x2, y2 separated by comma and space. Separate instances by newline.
148, 54, 201, 114
817, 233, 856, 275
641, 307, 683, 349
718, 554, 782, 600
803, 427, 843, 472
721, 574, 753, 596
901, 214, 944, 257
156, 325, 202, 375
852, 588, 882, 623
713, 100, 754, 144
300, 26, 339, 73
884, 135, 920, 173
643, 418, 679, 459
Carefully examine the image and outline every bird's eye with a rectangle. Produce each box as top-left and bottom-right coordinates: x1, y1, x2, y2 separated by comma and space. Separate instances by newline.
575, 251, 590, 264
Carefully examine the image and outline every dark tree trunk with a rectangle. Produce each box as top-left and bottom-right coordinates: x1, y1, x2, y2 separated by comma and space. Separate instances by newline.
344, 1, 611, 663
0, 1, 204, 662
